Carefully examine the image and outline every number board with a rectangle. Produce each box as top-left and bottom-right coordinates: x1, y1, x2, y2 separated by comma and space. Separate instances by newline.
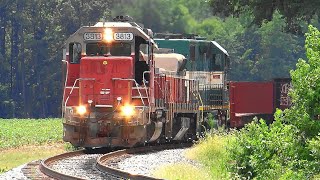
114, 33, 134, 41
83, 32, 102, 41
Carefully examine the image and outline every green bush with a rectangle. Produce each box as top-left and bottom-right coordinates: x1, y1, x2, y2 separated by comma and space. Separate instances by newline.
227, 110, 319, 179
285, 25, 320, 138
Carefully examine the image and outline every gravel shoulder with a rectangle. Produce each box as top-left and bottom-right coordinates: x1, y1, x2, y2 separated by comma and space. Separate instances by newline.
112, 148, 201, 177
0, 164, 28, 180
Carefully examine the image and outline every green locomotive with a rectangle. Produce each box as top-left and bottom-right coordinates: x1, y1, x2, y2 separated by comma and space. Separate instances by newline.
154, 33, 230, 127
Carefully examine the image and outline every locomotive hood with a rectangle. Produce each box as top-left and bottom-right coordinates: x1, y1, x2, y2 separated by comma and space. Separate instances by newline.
79, 56, 134, 108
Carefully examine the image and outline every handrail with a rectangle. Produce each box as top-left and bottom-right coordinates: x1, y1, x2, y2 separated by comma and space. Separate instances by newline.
64, 78, 95, 114
61, 60, 68, 118
142, 71, 151, 125
112, 78, 148, 107
195, 81, 204, 122
64, 78, 80, 114
112, 77, 151, 125
142, 71, 150, 105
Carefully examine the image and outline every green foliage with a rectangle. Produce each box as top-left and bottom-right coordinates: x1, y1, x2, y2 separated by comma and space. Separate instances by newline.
285, 25, 320, 137
186, 131, 233, 179
308, 135, 320, 167
152, 163, 212, 180
111, 0, 199, 33
64, 143, 81, 151
0, 168, 6, 173
210, 0, 320, 34
0, 119, 63, 149
207, 113, 215, 129
228, 113, 317, 179
230, 11, 304, 81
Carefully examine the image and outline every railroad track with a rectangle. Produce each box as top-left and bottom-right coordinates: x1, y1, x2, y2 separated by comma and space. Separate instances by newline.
97, 143, 191, 180
23, 143, 192, 180
40, 150, 87, 180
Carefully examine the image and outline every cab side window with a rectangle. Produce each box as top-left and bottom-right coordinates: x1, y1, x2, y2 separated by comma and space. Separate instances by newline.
69, 43, 82, 64
212, 54, 223, 71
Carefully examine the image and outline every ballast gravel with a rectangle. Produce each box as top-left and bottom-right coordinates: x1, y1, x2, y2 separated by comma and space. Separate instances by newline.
109, 148, 202, 176
0, 147, 199, 179
0, 164, 28, 180
50, 154, 117, 180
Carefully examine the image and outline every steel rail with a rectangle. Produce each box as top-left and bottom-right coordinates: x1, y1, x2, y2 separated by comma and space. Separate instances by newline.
96, 143, 192, 180
40, 150, 86, 180
40, 143, 192, 180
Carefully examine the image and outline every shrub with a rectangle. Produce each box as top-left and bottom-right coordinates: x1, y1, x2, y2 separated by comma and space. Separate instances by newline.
227, 110, 317, 179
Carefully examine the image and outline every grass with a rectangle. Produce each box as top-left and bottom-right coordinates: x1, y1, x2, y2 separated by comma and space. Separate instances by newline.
0, 118, 63, 149
186, 132, 233, 179
0, 143, 66, 173
152, 131, 234, 180
0, 118, 65, 173
153, 163, 212, 180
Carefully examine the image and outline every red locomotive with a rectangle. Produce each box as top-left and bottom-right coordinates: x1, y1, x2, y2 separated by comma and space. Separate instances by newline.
62, 16, 202, 148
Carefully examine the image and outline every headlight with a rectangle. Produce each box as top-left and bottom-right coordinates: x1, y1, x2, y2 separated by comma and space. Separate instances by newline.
76, 105, 87, 115
104, 28, 113, 42
120, 104, 135, 117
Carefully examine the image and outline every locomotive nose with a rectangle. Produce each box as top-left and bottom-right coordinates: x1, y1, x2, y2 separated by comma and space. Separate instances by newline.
79, 56, 134, 108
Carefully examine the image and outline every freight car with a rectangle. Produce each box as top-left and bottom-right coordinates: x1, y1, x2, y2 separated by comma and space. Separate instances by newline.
229, 78, 291, 127
61, 16, 211, 148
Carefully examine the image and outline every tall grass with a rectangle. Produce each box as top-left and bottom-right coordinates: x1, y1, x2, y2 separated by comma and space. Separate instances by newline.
0, 118, 63, 149
153, 163, 212, 180
185, 131, 235, 179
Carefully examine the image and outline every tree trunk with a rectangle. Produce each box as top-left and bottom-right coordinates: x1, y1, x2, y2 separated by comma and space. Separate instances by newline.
0, 5, 6, 58
10, 9, 19, 104
20, 20, 27, 117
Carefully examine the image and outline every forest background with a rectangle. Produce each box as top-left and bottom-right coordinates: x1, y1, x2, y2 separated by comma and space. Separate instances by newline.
1, 0, 320, 118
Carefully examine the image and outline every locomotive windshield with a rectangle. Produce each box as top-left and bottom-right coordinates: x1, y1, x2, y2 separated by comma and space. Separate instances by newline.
86, 42, 131, 56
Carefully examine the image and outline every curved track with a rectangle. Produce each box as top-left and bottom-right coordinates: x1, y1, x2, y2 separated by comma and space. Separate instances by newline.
96, 143, 192, 180
40, 150, 86, 180
39, 143, 192, 180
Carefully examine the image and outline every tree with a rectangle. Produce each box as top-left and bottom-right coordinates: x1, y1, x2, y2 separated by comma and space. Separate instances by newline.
111, 0, 198, 33
210, 0, 320, 34
285, 25, 320, 137
248, 11, 303, 80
